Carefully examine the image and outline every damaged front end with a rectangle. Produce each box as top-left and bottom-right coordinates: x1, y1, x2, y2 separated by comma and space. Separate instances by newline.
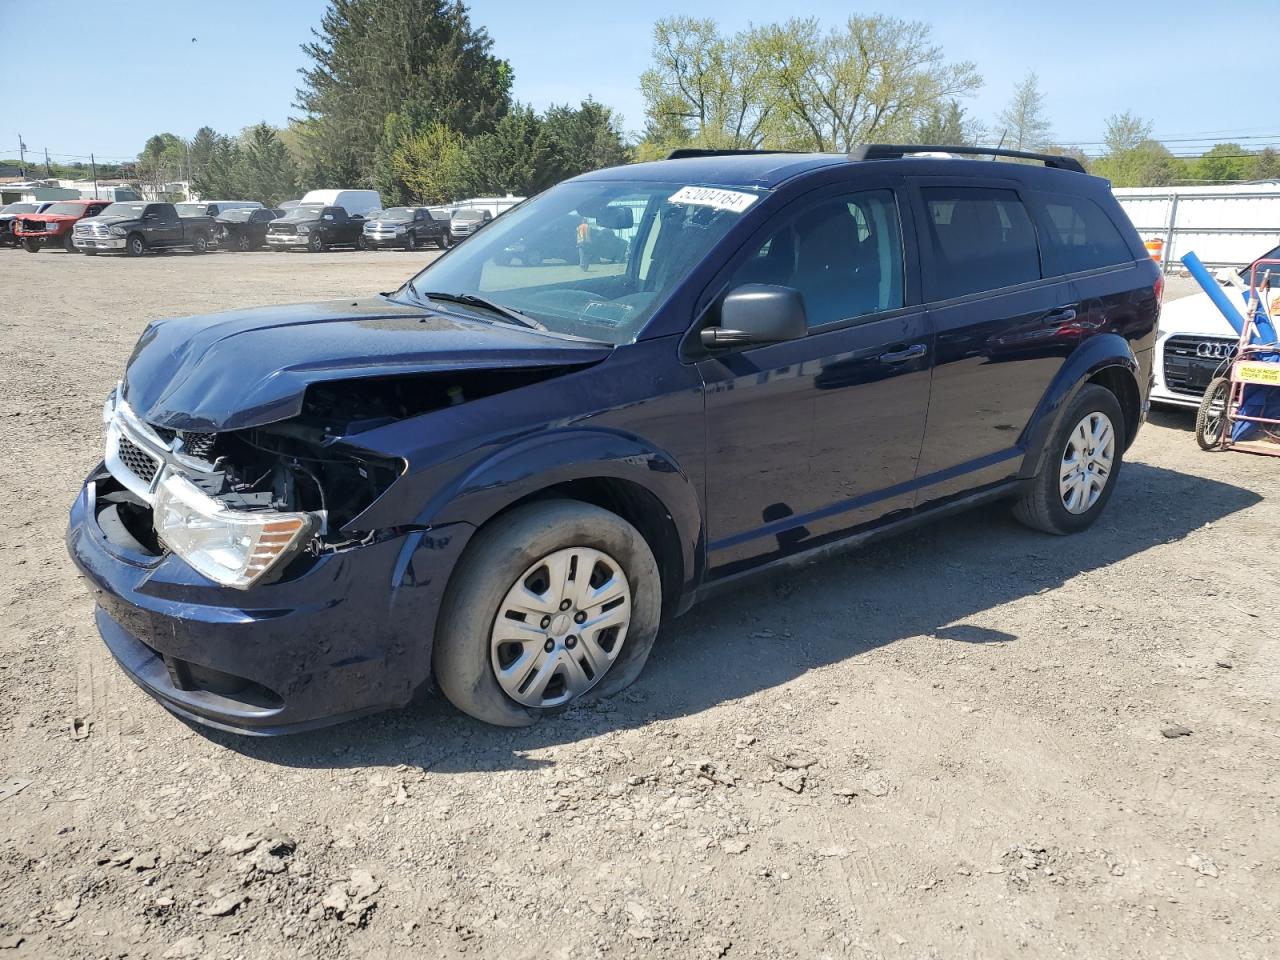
100, 386, 405, 590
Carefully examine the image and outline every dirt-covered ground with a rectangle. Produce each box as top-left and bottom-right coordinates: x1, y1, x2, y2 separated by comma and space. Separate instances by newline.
0, 249, 1275, 960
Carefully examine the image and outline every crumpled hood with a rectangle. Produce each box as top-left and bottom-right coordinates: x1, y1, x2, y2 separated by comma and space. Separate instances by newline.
123, 296, 612, 432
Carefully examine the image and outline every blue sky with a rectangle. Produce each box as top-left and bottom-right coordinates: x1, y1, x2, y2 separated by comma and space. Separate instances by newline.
3, 0, 1273, 164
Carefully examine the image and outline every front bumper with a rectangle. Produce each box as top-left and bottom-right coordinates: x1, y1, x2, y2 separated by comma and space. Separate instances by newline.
266, 234, 306, 247
75, 237, 127, 250
364, 234, 408, 248
67, 466, 473, 734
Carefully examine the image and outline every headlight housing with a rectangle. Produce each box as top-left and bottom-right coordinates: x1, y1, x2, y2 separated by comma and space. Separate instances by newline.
154, 473, 316, 589
297, 225, 311, 234
109, 226, 127, 237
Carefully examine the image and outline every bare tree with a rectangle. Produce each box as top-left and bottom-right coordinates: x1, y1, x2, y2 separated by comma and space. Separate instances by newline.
1102, 111, 1154, 155
997, 71, 1051, 151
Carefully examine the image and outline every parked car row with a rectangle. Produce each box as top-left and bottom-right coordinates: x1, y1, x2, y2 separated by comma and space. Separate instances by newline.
6, 188, 517, 258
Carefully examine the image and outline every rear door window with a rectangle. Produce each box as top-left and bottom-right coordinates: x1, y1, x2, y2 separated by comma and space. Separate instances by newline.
1032, 194, 1133, 275
921, 187, 1041, 300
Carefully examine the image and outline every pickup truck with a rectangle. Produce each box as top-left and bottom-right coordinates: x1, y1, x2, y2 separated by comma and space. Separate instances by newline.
15, 199, 113, 253
265, 204, 366, 252
73, 201, 217, 256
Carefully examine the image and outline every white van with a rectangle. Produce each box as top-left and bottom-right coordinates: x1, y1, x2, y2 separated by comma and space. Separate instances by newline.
298, 189, 382, 218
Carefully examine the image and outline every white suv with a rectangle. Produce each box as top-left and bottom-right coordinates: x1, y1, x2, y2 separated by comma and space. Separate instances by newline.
1152, 244, 1280, 408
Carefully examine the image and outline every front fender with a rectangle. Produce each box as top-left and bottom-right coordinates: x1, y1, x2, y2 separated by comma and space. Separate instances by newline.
362, 427, 705, 600
1020, 333, 1138, 480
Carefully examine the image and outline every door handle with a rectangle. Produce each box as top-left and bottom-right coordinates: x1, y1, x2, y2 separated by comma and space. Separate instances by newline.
878, 343, 927, 363
1045, 307, 1078, 326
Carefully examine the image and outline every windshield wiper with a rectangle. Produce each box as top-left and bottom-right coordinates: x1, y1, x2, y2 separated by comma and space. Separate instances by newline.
414, 289, 546, 331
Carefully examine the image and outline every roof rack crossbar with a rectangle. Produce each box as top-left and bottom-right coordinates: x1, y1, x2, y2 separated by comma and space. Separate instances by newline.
848, 143, 1087, 175
664, 148, 795, 160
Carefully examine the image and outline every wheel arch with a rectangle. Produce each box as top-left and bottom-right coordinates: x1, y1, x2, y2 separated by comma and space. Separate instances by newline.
1020, 334, 1141, 480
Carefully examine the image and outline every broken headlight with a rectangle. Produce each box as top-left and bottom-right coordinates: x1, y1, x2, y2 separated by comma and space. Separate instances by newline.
154, 473, 317, 589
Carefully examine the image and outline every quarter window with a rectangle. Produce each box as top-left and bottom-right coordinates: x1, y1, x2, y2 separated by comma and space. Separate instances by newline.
1033, 194, 1133, 275
922, 187, 1041, 299
729, 189, 904, 327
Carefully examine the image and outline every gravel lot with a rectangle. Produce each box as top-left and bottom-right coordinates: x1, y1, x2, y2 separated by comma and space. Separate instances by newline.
1, 248, 1276, 960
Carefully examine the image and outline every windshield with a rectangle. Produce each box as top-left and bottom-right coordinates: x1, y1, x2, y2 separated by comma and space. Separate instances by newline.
101, 202, 147, 218
379, 207, 415, 221
175, 203, 211, 217
281, 205, 323, 220
399, 179, 761, 344
453, 210, 486, 222
44, 203, 88, 217
1, 203, 38, 215
218, 208, 254, 222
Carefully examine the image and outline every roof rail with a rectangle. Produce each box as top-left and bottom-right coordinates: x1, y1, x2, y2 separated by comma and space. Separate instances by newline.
665, 148, 796, 160
849, 143, 1087, 175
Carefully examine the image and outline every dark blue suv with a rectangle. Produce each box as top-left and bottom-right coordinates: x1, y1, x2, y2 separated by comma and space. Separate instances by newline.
67, 145, 1160, 733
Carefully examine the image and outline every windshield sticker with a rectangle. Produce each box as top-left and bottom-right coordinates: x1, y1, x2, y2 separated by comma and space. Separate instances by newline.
668, 186, 758, 213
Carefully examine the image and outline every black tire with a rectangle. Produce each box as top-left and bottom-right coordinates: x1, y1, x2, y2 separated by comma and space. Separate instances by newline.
433, 500, 662, 727
126, 233, 146, 257
1195, 377, 1231, 451
308, 232, 324, 253
355, 235, 367, 251
191, 232, 208, 254
405, 232, 418, 252
83, 248, 97, 256
63, 233, 77, 254
1012, 384, 1125, 535
22, 238, 40, 253
235, 233, 252, 252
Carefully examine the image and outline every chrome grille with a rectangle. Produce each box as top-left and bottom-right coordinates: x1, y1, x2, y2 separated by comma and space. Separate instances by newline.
1163, 335, 1237, 396
117, 435, 160, 484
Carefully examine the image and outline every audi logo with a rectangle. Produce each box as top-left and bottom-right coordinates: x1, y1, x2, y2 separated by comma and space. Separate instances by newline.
1196, 341, 1234, 360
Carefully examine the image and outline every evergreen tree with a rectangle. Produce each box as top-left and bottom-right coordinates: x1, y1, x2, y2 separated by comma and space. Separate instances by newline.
295, 0, 512, 189
543, 99, 630, 179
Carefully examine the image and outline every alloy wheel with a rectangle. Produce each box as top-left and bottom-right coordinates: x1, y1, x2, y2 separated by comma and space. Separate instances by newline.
489, 547, 631, 708
1058, 411, 1115, 514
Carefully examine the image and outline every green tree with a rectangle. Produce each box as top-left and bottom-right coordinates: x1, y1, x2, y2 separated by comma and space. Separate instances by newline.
238, 123, 301, 206
137, 133, 188, 195
189, 126, 220, 178
543, 99, 630, 178
914, 101, 982, 146
1091, 140, 1179, 187
1192, 144, 1252, 183
1252, 148, 1280, 181
465, 104, 559, 196
997, 71, 1051, 151
1102, 111, 1153, 155
392, 122, 472, 204
190, 135, 242, 201
295, 0, 512, 189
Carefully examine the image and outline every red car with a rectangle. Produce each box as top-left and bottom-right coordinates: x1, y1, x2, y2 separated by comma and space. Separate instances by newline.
15, 199, 112, 253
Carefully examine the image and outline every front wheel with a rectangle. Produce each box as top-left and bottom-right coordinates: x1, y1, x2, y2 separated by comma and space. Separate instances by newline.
63, 233, 77, 254
405, 232, 418, 252
434, 500, 661, 726
235, 233, 252, 252
1195, 377, 1231, 451
1012, 384, 1124, 535
126, 234, 146, 257
308, 233, 324, 253
22, 238, 40, 253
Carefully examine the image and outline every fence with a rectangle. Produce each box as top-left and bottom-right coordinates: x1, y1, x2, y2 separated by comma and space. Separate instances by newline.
1113, 184, 1280, 272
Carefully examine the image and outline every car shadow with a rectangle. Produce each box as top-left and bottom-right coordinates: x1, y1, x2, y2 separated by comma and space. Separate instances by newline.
1148, 407, 1196, 432
201, 462, 1260, 771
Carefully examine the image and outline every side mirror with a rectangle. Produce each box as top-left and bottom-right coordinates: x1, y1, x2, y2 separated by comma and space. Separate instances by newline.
701, 284, 807, 349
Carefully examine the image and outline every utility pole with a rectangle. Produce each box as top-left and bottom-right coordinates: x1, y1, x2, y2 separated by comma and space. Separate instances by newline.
44, 147, 51, 178
91, 153, 99, 200
18, 135, 26, 177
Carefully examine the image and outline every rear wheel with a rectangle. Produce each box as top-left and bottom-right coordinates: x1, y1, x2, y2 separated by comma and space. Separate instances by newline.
191, 232, 208, 254
62, 233, 77, 254
1012, 384, 1124, 535
434, 500, 661, 726
22, 238, 40, 253
126, 233, 146, 257
235, 233, 252, 252
1195, 377, 1231, 451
